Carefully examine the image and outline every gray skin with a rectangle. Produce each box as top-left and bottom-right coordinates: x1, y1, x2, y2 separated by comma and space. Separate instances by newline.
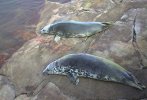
43, 53, 146, 90
40, 21, 112, 38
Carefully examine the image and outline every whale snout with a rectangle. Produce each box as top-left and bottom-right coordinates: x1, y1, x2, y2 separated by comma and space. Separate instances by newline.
42, 67, 49, 76
42, 62, 56, 76
40, 28, 48, 34
40, 29, 44, 33
40, 24, 51, 34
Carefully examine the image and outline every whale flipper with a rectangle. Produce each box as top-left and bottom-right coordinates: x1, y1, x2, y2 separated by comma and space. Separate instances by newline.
67, 72, 79, 85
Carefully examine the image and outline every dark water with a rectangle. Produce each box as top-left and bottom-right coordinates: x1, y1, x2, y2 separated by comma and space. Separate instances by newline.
48, 0, 71, 3
0, 0, 44, 66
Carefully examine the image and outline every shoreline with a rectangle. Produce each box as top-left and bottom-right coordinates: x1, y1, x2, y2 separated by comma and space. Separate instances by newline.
0, 0, 45, 68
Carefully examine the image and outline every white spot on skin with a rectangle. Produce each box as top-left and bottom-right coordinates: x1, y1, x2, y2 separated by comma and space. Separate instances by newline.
80, 72, 85, 76
60, 67, 65, 73
74, 69, 78, 73
104, 75, 109, 80
88, 73, 98, 79
92, 74, 97, 79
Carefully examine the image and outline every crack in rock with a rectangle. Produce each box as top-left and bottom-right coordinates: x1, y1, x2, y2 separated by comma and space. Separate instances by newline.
132, 13, 147, 69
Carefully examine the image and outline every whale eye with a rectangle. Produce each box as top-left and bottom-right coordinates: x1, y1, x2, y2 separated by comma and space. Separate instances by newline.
137, 82, 141, 85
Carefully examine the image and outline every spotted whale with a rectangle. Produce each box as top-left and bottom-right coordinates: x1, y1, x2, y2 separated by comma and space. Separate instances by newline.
43, 53, 146, 90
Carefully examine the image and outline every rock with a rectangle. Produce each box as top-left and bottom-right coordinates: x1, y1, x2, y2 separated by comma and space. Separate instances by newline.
0, 75, 15, 100
0, 36, 80, 96
15, 94, 31, 100
32, 82, 71, 100
141, 99, 147, 100
0, 37, 59, 95
0, 0, 147, 99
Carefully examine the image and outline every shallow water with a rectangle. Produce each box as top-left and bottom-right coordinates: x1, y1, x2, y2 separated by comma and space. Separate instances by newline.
0, 0, 44, 67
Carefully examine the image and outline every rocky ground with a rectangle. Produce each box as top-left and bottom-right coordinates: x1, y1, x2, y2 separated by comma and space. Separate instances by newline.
0, 0, 147, 100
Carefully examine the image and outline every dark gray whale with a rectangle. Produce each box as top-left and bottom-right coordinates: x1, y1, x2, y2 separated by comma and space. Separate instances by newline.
43, 53, 146, 90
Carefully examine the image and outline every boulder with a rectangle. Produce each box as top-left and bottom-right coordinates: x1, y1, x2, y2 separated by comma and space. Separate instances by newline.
0, 0, 147, 99
0, 75, 15, 100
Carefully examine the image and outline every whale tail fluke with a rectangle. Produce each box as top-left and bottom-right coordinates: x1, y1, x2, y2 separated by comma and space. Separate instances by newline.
102, 21, 114, 26
101, 21, 114, 30
128, 80, 146, 90
132, 77, 146, 90
126, 72, 146, 90
103, 22, 114, 27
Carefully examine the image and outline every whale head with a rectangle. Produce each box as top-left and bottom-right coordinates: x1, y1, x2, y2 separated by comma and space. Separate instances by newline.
43, 61, 57, 75
40, 24, 51, 34
40, 24, 55, 35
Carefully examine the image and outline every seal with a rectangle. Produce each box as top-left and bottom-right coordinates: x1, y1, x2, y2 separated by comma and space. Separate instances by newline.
40, 20, 112, 42
43, 53, 146, 90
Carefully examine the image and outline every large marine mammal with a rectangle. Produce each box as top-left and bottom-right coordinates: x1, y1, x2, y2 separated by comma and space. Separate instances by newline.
40, 21, 112, 42
43, 53, 146, 90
